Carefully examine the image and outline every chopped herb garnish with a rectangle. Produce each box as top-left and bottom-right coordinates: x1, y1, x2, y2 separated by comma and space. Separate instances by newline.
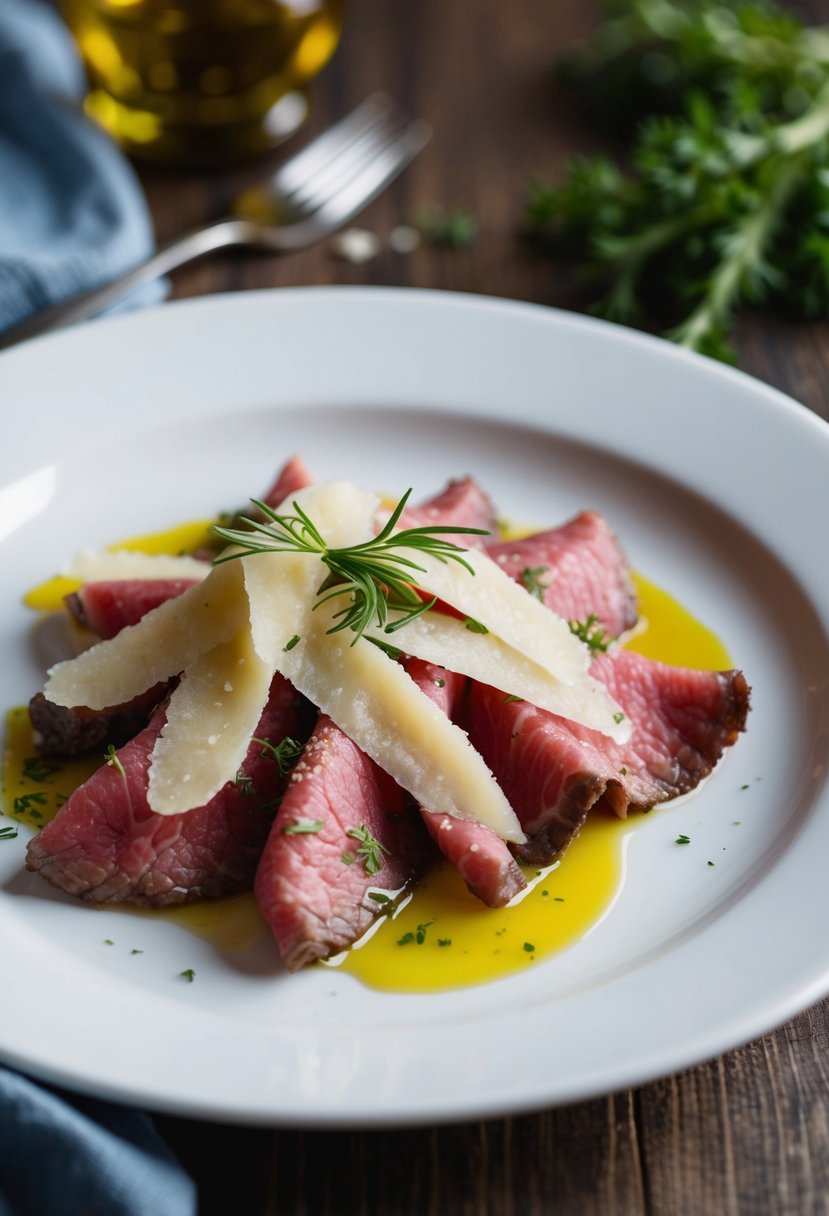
675, 834, 691, 845
415, 919, 435, 944
568, 613, 610, 655
212, 489, 486, 646
104, 939, 115, 946
613, 711, 625, 725
519, 565, 550, 601
341, 850, 355, 866
0, 825, 19, 841
463, 616, 489, 634
283, 634, 301, 652
282, 819, 325, 836
130, 948, 144, 955
180, 968, 196, 983
523, 942, 536, 953
104, 744, 126, 778
740, 784, 750, 790
707, 861, 716, 867
554, 896, 565, 903
504, 694, 523, 704
234, 770, 258, 797
437, 938, 452, 947
22, 756, 61, 783
619, 766, 628, 775
346, 823, 391, 876
397, 931, 415, 946
368, 891, 393, 904
254, 735, 303, 776
434, 678, 446, 688
13, 792, 47, 817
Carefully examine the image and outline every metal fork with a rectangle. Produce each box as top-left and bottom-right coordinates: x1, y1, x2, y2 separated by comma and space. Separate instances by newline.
0, 95, 430, 351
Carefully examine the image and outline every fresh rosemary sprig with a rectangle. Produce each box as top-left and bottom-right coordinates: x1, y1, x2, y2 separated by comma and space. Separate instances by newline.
212, 490, 486, 645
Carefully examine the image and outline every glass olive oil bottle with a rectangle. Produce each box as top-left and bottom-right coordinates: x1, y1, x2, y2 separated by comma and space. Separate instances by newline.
62, 0, 346, 166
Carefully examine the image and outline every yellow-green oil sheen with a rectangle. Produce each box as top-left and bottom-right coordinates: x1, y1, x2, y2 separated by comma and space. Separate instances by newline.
1, 522, 731, 991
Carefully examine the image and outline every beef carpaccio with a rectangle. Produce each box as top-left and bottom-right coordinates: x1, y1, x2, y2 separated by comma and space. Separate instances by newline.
18, 456, 751, 973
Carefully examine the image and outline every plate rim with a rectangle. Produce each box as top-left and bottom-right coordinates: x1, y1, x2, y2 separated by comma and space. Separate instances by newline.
1, 285, 829, 1127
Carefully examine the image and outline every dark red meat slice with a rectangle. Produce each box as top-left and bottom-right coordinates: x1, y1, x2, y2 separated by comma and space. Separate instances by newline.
28, 685, 167, 758
400, 476, 498, 545
467, 649, 750, 865
261, 454, 314, 508
485, 511, 638, 638
254, 715, 432, 971
25, 676, 312, 905
66, 579, 199, 640
404, 658, 527, 908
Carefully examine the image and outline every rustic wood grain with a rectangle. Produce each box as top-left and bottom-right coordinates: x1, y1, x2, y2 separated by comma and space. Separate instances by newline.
141, 2, 829, 1212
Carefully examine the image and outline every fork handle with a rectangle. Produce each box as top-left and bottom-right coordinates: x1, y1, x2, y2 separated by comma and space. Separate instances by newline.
0, 218, 252, 352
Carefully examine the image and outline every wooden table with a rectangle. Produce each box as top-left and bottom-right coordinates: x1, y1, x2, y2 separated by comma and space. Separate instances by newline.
137, 2, 829, 1211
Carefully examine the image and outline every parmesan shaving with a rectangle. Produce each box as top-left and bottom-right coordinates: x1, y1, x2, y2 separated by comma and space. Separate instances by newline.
148, 619, 273, 815
64, 549, 210, 583
44, 560, 246, 710
400, 546, 590, 686
366, 611, 630, 742
254, 590, 525, 843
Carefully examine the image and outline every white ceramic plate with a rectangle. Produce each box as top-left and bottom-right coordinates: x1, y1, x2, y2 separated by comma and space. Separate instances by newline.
1, 288, 828, 1128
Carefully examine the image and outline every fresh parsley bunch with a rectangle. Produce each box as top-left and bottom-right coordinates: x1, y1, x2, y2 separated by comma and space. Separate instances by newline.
528, 0, 829, 361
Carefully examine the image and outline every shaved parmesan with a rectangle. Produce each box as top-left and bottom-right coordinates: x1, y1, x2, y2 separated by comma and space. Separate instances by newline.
401, 547, 589, 686
367, 611, 630, 742
44, 561, 246, 710
64, 549, 210, 583
148, 620, 274, 815
247, 588, 524, 843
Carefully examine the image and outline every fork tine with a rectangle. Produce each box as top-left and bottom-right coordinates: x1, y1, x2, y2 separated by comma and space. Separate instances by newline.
283, 112, 414, 213
269, 94, 395, 200
313, 120, 433, 226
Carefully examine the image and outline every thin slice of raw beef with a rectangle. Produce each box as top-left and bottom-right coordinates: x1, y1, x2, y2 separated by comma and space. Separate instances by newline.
261, 454, 314, 509
467, 649, 750, 865
485, 511, 638, 638
400, 476, 498, 545
404, 658, 527, 907
254, 715, 432, 971
26, 676, 313, 905
66, 579, 199, 640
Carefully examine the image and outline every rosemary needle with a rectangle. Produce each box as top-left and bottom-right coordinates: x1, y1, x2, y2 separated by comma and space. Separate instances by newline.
212, 489, 487, 645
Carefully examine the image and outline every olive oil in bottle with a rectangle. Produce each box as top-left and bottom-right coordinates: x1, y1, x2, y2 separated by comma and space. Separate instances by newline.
61, 0, 346, 166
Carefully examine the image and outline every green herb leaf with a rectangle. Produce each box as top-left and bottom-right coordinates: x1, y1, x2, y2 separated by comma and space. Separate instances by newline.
346, 823, 391, 876
519, 565, 550, 601
568, 613, 610, 655
0, 825, 18, 841
675, 834, 691, 845
104, 744, 126, 778
282, 819, 325, 836
180, 968, 196, 983
254, 735, 303, 776
463, 616, 489, 634
283, 634, 301, 652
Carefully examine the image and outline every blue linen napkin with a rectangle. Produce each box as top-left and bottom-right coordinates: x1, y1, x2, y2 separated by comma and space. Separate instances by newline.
0, 1067, 197, 1216
0, 6, 193, 1212
0, 0, 164, 334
